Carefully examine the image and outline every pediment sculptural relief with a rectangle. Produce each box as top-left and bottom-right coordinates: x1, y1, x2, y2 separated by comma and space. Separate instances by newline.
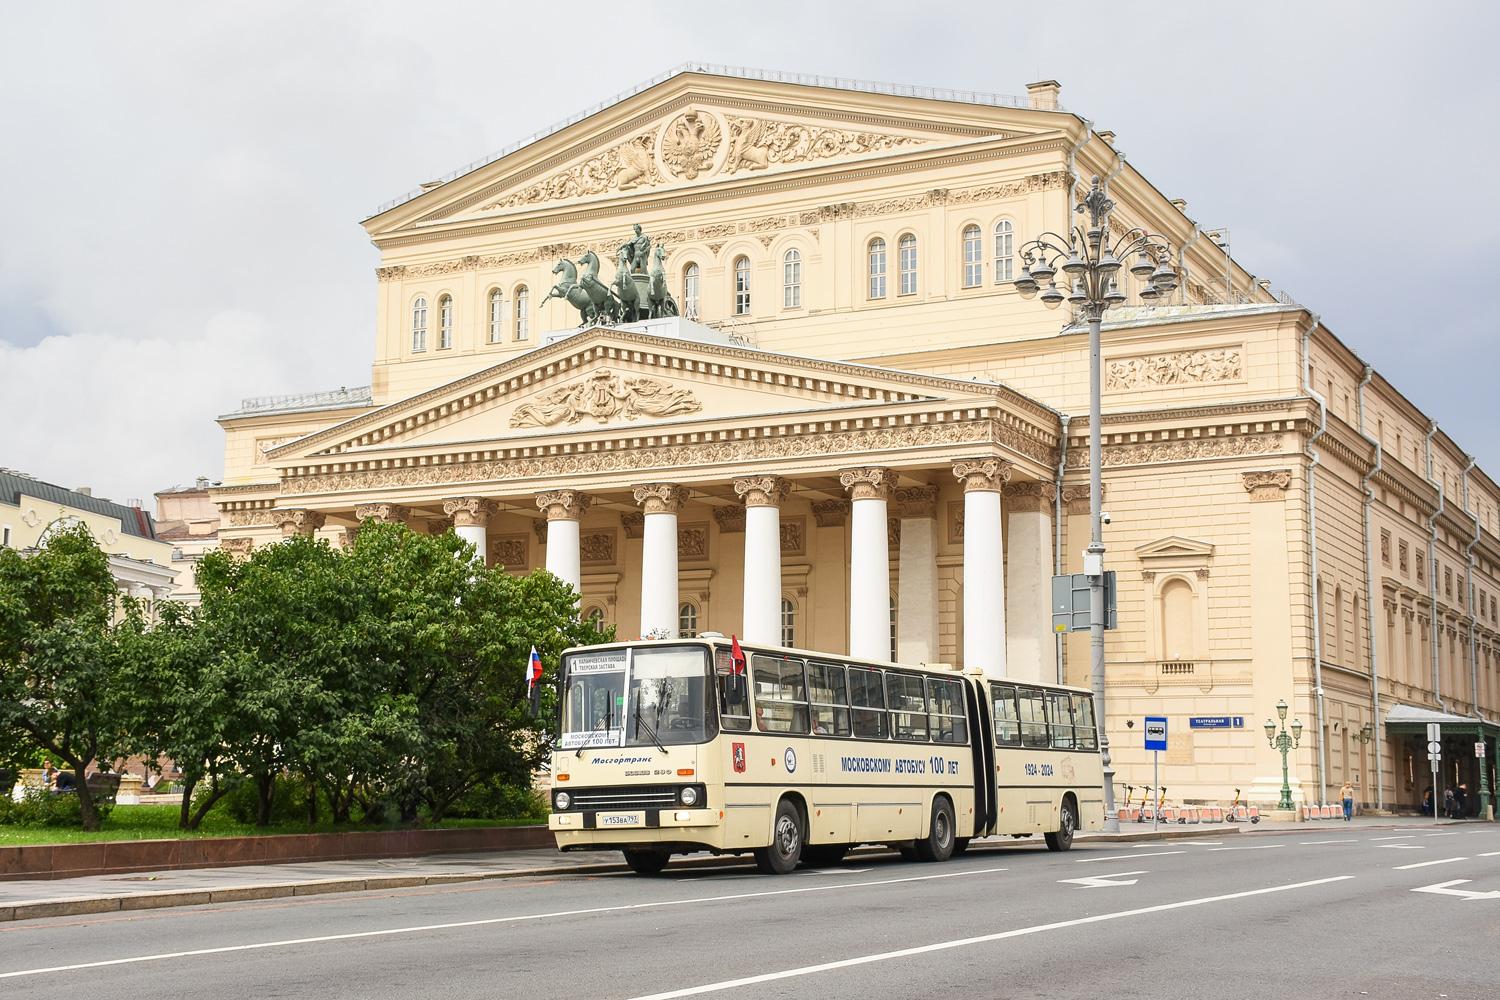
509, 369, 702, 428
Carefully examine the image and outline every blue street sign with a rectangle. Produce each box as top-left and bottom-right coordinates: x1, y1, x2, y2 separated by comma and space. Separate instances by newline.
1189, 716, 1246, 729
1144, 716, 1168, 751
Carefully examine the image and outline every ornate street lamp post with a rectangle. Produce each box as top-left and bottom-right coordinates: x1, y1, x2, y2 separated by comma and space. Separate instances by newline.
1264, 699, 1303, 812
1013, 175, 1178, 833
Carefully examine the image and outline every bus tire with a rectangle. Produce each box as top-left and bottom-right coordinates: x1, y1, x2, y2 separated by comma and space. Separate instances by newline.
915, 796, 956, 862
754, 798, 804, 874
622, 848, 671, 874
801, 844, 848, 867
1046, 796, 1077, 852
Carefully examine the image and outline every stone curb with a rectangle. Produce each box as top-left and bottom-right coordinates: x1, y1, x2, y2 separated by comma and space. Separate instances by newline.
0, 826, 1236, 923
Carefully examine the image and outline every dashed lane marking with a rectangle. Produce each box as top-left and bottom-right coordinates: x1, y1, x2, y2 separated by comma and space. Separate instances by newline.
1207, 845, 1284, 851
1394, 857, 1468, 870
1076, 851, 1184, 863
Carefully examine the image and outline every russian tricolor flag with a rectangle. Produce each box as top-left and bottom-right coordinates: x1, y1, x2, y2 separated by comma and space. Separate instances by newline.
527, 645, 543, 696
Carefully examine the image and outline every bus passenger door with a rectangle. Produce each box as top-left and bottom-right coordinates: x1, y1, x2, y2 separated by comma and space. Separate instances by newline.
965, 678, 995, 837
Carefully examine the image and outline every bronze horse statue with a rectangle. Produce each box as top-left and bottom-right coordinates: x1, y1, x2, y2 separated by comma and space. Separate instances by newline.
611, 247, 648, 323
647, 244, 678, 319
576, 251, 619, 325
539, 258, 605, 326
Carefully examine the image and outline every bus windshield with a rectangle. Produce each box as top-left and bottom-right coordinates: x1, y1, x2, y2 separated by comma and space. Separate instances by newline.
560, 645, 715, 748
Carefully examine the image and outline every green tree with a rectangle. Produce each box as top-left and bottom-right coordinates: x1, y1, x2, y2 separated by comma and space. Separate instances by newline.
0, 523, 127, 831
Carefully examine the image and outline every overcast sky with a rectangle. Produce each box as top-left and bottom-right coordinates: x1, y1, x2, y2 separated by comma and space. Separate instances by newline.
1, 1, 1496, 508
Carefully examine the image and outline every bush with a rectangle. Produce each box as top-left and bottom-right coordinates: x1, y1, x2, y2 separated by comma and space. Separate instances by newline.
442, 781, 548, 822
0, 787, 113, 827
213, 773, 327, 826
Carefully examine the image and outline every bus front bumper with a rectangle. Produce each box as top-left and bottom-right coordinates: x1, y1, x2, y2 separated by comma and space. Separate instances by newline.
550, 809, 725, 848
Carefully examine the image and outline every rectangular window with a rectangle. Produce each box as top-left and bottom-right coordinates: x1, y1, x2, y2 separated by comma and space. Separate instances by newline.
1072, 693, 1098, 750
898, 237, 917, 295
489, 292, 503, 343
991, 683, 1020, 747
962, 231, 982, 288
868, 245, 887, 299
734, 259, 751, 316
1016, 686, 1049, 748
439, 299, 453, 349
994, 225, 1014, 283
1047, 691, 1076, 749
926, 676, 968, 744
783, 254, 801, 309
515, 289, 529, 341
848, 666, 887, 739
806, 660, 851, 737
752, 654, 808, 734
716, 650, 751, 732
885, 671, 929, 742
1, 524, 10, 547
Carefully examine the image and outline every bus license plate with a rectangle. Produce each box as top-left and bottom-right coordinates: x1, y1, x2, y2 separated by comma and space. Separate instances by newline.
600, 813, 643, 827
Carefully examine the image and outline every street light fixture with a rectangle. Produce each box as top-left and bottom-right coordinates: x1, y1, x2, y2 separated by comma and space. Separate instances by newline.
1014, 174, 1178, 833
1265, 698, 1303, 812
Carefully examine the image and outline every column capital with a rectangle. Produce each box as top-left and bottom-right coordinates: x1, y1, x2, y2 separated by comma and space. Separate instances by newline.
444, 496, 500, 526
633, 483, 691, 514
1002, 481, 1057, 513
221, 537, 255, 560
354, 502, 412, 524
714, 504, 747, 533
1243, 469, 1293, 502
733, 475, 791, 508
1061, 482, 1103, 515
275, 509, 326, 537
535, 490, 593, 522
812, 499, 851, 527
893, 485, 939, 519
425, 517, 454, 536
839, 466, 894, 501
621, 512, 645, 538
339, 526, 361, 549
951, 458, 1012, 493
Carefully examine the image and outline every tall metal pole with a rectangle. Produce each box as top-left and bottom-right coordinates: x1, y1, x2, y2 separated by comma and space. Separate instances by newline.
1089, 303, 1118, 832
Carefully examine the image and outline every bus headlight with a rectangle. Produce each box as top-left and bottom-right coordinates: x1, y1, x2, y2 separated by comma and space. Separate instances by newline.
680, 786, 699, 807
554, 791, 571, 811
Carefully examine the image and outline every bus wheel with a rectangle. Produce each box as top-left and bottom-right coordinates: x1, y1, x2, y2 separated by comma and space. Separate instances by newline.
952, 837, 970, 856
1046, 797, 1077, 852
801, 844, 848, 867
622, 848, 671, 874
755, 799, 804, 874
915, 796, 956, 862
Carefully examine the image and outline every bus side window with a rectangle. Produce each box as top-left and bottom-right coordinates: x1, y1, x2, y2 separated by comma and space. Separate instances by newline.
926, 676, 967, 744
848, 667, 888, 739
752, 654, 809, 734
1072, 693, 1098, 750
1017, 687, 1050, 748
807, 660, 851, 737
885, 671, 929, 742
1047, 692, 1076, 749
990, 683, 1020, 747
718, 673, 751, 731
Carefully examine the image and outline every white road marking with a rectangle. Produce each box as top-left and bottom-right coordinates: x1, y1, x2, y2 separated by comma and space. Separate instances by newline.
1479, 851, 1500, 857
1059, 870, 1146, 888
1411, 879, 1500, 900
1370, 835, 1416, 841
1181, 842, 1224, 846
1378, 845, 1424, 850
794, 868, 873, 876
1394, 857, 1467, 870
0, 865, 1011, 980
1207, 844, 1284, 851
1076, 850, 1184, 863
623, 876, 1356, 1000
1424, 833, 1462, 838
1300, 839, 1358, 845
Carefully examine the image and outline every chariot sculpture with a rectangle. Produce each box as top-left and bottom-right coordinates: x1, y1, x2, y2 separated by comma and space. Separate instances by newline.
539, 224, 679, 328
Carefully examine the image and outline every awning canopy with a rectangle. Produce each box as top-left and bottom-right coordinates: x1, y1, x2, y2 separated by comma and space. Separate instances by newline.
1384, 703, 1500, 740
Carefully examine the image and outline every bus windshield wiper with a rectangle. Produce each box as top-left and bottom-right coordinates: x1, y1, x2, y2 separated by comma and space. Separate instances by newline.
633, 689, 668, 754
576, 699, 613, 757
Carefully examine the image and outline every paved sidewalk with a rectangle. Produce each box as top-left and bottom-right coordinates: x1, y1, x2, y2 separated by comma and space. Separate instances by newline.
0, 814, 1473, 922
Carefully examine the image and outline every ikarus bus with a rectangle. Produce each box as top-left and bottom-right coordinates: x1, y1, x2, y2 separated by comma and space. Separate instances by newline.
548, 636, 1104, 874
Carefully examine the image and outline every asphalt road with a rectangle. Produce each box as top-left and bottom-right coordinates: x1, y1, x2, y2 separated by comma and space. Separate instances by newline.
3, 825, 1498, 999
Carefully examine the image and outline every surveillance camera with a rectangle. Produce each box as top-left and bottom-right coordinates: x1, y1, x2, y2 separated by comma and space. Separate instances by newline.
1100, 511, 1112, 525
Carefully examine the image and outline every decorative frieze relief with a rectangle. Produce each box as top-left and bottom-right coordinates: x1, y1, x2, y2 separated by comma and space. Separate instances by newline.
1002, 481, 1057, 513
510, 370, 701, 428
580, 530, 616, 564
893, 485, 938, 519
947, 502, 965, 545
952, 458, 1012, 493
713, 504, 746, 533
224, 509, 281, 527
679, 523, 708, 559
221, 537, 255, 560
1242, 469, 1293, 501
1105, 348, 1244, 391
443, 496, 499, 526
482, 131, 664, 211
255, 437, 296, 466
634, 483, 691, 515
1066, 434, 1286, 470
733, 475, 791, 507
780, 518, 805, 556
840, 466, 894, 502
535, 490, 593, 522
492, 534, 528, 567
887, 518, 900, 549
812, 499, 850, 527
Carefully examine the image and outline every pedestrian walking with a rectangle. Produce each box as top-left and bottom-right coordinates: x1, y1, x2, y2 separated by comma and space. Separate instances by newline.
1340, 780, 1354, 821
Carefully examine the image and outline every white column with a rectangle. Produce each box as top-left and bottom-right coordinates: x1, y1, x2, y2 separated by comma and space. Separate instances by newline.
535, 491, 592, 591
894, 486, 939, 664
954, 459, 1012, 677
735, 475, 790, 645
1003, 482, 1057, 683
841, 467, 895, 662
444, 497, 499, 564
634, 483, 690, 638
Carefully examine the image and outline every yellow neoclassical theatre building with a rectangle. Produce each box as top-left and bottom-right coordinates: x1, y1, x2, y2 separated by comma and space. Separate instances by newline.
214, 66, 1500, 815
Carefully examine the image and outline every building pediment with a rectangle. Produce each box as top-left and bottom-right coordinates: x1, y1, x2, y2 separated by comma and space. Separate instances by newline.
1135, 535, 1216, 563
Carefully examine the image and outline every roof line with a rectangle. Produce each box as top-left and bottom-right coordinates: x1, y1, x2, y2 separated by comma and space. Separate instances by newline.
368, 62, 1061, 219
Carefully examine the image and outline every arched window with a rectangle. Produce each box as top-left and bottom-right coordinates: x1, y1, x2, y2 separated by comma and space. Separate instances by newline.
488, 288, 504, 343
1160, 579, 1193, 660
781, 597, 796, 648
679, 602, 699, 638
1332, 585, 1344, 664
782, 249, 802, 309
898, 234, 917, 295
889, 594, 898, 662
514, 286, 529, 341
868, 238, 887, 299
962, 225, 982, 287
438, 295, 453, 349
733, 257, 751, 315
411, 296, 428, 352
583, 605, 607, 634
682, 263, 700, 320
994, 220, 1014, 283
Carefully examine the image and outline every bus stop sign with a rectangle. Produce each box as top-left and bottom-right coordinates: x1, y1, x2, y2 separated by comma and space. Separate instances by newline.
1144, 716, 1168, 751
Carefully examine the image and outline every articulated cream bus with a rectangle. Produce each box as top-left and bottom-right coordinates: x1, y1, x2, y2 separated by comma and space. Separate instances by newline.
548, 636, 1104, 874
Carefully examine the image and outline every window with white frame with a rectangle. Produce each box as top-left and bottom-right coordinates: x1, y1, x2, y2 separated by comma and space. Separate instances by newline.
1, 525, 10, 547
514, 286, 529, 340
583, 606, 607, 634
889, 594, 898, 661
782, 249, 802, 309
994, 220, 1014, 283
679, 602, 699, 638
781, 597, 796, 647
734, 256, 751, 315
898, 234, 917, 295
868, 238, 887, 299
438, 295, 453, 349
683, 263, 700, 320
488, 288, 504, 343
411, 296, 428, 352
962, 226, 982, 287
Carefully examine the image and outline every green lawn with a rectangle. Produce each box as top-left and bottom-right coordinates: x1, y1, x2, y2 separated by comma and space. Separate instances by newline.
0, 804, 544, 847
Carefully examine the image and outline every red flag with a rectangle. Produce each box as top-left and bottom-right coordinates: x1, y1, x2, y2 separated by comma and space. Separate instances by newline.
730, 635, 746, 675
